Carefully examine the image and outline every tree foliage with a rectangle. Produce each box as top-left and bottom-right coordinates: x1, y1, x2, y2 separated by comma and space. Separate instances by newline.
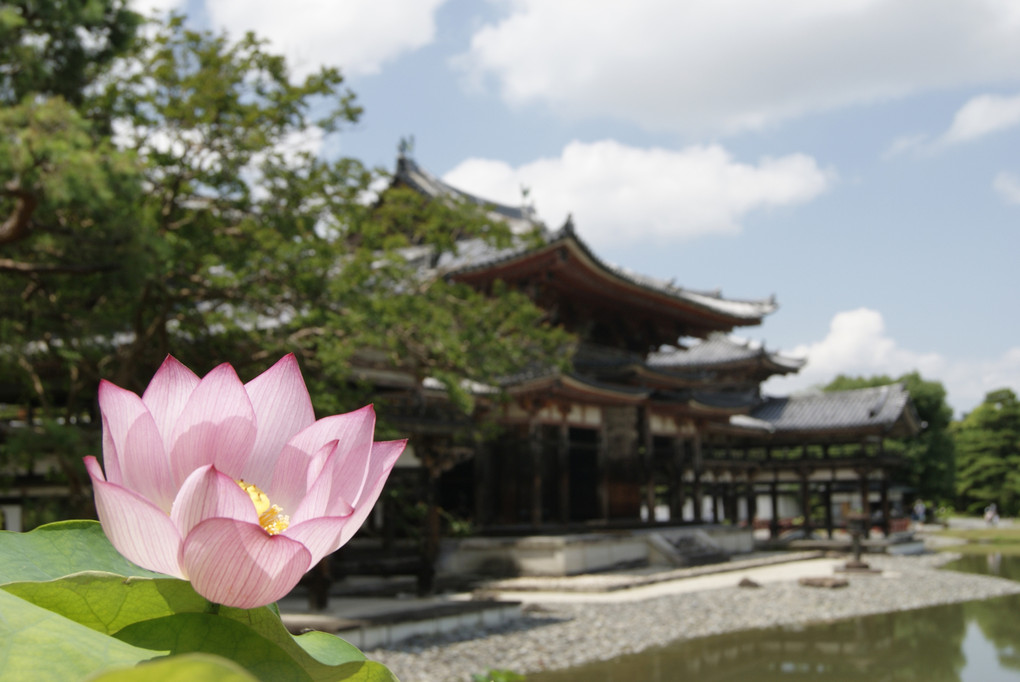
0, 9, 572, 525
953, 389, 1020, 516
0, 0, 141, 106
824, 372, 955, 502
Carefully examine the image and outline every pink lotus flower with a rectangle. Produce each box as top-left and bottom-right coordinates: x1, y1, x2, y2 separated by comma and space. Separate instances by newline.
84, 354, 405, 609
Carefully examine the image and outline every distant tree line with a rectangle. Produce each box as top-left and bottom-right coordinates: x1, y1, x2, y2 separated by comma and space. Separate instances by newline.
952, 388, 1020, 516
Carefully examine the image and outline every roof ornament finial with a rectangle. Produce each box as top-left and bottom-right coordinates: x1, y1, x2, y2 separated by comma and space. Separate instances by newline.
398, 135, 415, 159
518, 185, 539, 222
562, 213, 575, 235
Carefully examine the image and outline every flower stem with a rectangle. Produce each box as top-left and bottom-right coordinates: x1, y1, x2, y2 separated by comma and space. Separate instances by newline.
205, 600, 221, 615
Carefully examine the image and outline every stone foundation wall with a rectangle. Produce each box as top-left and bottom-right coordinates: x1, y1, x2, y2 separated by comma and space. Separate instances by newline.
437, 525, 754, 577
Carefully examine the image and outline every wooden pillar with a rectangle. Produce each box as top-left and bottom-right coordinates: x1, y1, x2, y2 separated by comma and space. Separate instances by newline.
692, 470, 703, 523
671, 436, 686, 522
558, 420, 570, 525
824, 482, 834, 539
726, 477, 739, 524
598, 423, 609, 522
641, 407, 655, 524
880, 477, 891, 537
859, 468, 871, 539
529, 416, 542, 527
712, 481, 722, 522
746, 475, 757, 528
705, 481, 713, 522
473, 436, 491, 527
800, 470, 812, 537
692, 430, 704, 523
769, 480, 780, 539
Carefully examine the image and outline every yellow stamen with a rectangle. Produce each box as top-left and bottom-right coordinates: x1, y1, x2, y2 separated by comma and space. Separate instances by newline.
237, 479, 290, 535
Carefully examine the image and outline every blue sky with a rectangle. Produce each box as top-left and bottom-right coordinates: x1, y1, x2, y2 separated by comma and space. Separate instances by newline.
141, 0, 1020, 416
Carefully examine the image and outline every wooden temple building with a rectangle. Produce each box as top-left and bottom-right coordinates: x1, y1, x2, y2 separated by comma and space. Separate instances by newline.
380, 154, 922, 544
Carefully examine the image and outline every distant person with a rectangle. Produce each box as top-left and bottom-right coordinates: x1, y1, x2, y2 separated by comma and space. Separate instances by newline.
985, 503, 999, 526
913, 499, 927, 525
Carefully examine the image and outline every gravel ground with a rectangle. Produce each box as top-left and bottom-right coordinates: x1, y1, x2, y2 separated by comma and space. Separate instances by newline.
367, 554, 1020, 682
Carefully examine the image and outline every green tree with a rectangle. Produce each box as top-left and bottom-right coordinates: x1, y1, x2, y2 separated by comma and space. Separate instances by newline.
1, 10, 572, 544
824, 372, 955, 502
1, 1, 147, 518
0, 0, 141, 106
953, 389, 1020, 516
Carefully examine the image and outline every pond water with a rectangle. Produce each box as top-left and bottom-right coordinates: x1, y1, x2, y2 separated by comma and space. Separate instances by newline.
528, 554, 1020, 682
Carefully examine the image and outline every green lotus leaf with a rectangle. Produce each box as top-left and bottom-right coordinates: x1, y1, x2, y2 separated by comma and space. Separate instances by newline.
3, 572, 394, 681
84, 653, 259, 681
0, 520, 164, 584
113, 612, 382, 682
0, 589, 154, 680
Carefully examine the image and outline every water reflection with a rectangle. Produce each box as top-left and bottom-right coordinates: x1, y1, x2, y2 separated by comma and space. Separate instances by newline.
529, 555, 1020, 682
949, 553, 1019, 582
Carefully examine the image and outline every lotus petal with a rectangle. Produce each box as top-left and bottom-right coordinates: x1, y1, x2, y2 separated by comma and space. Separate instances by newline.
168, 363, 257, 485
242, 354, 315, 486
85, 456, 184, 578
86, 356, 404, 609
181, 518, 311, 609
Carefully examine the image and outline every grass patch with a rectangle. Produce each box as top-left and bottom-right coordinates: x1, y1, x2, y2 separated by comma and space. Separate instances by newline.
935, 527, 1020, 543
936, 543, 1020, 556
932, 524, 1020, 555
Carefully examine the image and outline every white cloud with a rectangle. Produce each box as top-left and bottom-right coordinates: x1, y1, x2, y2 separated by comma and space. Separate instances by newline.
885, 91, 1020, 157
764, 308, 1020, 416
882, 133, 929, 159
442, 140, 832, 247
940, 347, 1020, 416
940, 93, 1020, 145
767, 309, 945, 390
993, 171, 1020, 204
457, 0, 1020, 135
203, 0, 448, 79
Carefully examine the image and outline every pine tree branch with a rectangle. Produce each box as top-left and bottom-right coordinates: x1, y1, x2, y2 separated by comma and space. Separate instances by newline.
0, 183, 39, 246
0, 258, 119, 275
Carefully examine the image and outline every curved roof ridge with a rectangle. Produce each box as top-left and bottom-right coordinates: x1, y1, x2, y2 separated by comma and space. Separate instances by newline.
547, 221, 778, 321
648, 332, 803, 371
395, 154, 542, 233
399, 154, 777, 325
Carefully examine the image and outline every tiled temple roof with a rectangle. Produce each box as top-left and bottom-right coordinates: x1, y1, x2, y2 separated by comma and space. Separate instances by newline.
394, 156, 778, 326
732, 384, 921, 436
648, 333, 803, 374
436, 226, 777, 325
